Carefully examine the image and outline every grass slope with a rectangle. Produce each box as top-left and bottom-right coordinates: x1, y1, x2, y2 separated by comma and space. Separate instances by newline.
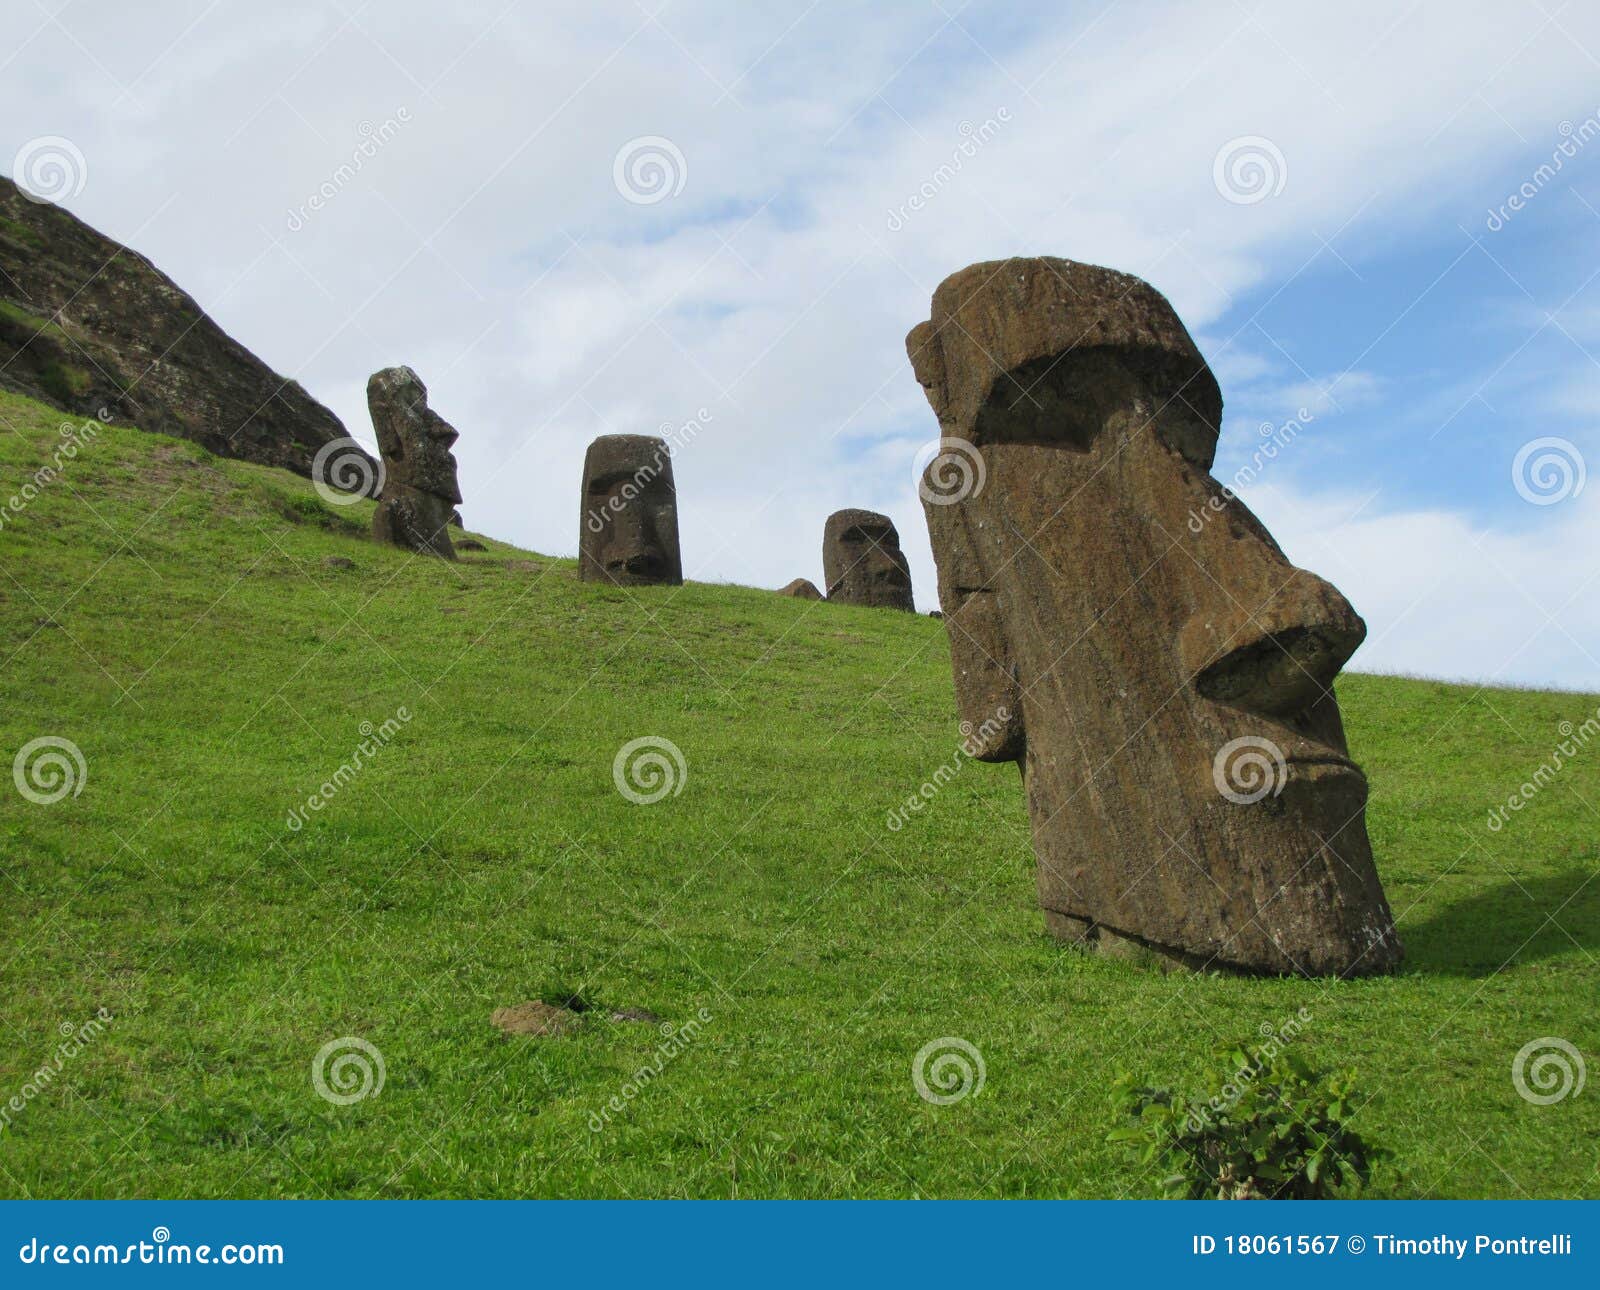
0, 390, 1595, 1199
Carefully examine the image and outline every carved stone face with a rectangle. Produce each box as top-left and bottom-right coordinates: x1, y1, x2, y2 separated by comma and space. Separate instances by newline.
368, 365, 462, 560
908, 257, 1401, 978
579, 435, 682, 586
823, 509, 914, 610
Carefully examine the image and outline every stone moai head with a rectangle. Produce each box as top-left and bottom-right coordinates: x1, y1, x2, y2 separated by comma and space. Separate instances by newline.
907, 257, 1401, 978
368, 366, 462, 560
579, 434, 683, 586
822, 509, 914, 610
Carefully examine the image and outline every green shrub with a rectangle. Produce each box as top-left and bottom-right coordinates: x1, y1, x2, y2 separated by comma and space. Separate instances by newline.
1109, 1043, 1381, 1199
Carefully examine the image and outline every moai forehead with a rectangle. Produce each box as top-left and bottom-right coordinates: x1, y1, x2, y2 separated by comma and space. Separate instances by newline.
582, 433, 673, 484
909, 257, 1222, 470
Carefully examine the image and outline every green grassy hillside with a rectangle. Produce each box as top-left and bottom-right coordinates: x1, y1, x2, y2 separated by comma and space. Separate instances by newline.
1, 389, 1595, 1198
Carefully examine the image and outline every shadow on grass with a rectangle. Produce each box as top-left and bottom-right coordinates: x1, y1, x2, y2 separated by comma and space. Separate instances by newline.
1401, 866, 1600, 976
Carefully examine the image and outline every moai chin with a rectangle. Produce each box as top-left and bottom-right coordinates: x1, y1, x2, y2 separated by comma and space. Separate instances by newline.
906, 256, 1402, 978
579, 434, 683, 586
368, 366, 462, 560
822, 509, 914, 611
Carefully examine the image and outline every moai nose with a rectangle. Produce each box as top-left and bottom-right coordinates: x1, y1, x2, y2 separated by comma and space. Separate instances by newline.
1179, 568, 1366, 720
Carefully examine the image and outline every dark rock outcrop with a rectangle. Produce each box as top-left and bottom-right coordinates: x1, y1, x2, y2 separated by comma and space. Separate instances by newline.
908, 256, 1401, 978
0, 177, 374, 490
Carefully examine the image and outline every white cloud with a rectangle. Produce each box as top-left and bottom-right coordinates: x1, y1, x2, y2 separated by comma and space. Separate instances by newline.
1244, 476, 1600, 692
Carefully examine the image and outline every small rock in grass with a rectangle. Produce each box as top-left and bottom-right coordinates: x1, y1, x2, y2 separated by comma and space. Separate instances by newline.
491, 1000, 581, 1037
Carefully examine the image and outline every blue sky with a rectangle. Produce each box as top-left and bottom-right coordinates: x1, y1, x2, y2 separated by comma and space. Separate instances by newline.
4, 0, 1598, 687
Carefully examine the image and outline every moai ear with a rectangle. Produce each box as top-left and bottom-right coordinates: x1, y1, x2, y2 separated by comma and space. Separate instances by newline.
922, 499, 1024, 762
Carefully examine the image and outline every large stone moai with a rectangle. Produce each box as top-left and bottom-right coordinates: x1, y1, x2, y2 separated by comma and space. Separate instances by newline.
906, 257, 1402, 978
368, 366, 462, 560
579, 434, 683, 586
822, 509, 914, 610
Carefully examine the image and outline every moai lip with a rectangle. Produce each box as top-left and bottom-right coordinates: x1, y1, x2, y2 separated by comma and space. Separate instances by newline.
907, 256, 1402, 978
368, 366, 462, 561
579, 435, 683, 587
823, 509, 914, 611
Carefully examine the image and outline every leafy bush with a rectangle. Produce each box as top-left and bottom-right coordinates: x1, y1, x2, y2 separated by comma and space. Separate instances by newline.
1109, 1043, 1381, 1199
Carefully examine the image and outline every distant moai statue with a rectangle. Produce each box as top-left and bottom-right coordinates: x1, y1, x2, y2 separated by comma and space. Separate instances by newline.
579, 435, 683, 586
822, 509, 914, 610
368, 366, 462, 560
777, 578, 824, 600
907, 256, 1401, 978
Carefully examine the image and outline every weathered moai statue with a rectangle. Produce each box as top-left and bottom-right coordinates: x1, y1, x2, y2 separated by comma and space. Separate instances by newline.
822, 509, 915, 611
906, 257, 1401, 978
368, 366, 462, 560
579, 434, 683, 586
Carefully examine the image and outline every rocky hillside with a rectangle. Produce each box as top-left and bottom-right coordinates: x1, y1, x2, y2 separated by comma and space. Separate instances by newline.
0, 177, 373, 487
